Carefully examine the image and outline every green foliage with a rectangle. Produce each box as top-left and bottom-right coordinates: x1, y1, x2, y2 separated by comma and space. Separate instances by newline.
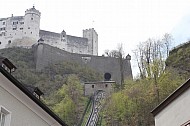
0, 47, 102, 96
0, 47, 102, 125
52, 75, 87, 126
103, 69, 185, 126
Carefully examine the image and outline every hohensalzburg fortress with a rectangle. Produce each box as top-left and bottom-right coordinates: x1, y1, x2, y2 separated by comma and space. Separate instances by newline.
0, 6, 98, 55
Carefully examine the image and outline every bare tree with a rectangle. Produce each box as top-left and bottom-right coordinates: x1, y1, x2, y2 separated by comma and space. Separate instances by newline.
162, 33, 173, 57
133, 34, 173, 102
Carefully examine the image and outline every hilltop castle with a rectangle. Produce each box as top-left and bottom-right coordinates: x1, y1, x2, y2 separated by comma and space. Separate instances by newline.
0, 6, 98, 55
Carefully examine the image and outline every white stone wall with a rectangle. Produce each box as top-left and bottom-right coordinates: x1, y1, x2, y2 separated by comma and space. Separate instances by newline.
0, 7, 40, 49
39, 31, 64, 50
23, 7, 40, 41
0, 73, 62, 126
0, 17, 25, 49
155, 87, 190, 126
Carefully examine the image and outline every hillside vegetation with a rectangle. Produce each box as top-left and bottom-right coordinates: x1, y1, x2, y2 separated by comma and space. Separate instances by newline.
1, 40, 189, 126
0, 47, 102, 95
100, 35, 187, 125
0, 47, 102, 125
166, 41, 190, 78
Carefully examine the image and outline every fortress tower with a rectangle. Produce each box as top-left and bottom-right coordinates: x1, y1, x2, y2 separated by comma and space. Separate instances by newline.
60, 30, 67, 50
83, 28, 98, 55
23, 6, 41, 41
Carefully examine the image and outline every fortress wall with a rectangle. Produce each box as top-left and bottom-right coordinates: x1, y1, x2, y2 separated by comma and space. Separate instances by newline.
39, 30, 63, 49
34, 43, 133, 84
66, 35, 88, 54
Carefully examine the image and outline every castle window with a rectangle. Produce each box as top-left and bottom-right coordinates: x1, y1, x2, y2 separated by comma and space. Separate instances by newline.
0, 42, 1, 44
13, 21, 18, 25
20, 22, 24, 24
1, 27, 6, 31
2, 22, 5, 25
31, 18, 33, 20
92, 85, 94, 88
13, 28, 16, 30
2, 32, 5, 36
28, 27, 30, 29
105, 84, 108, 88
8, 40, 11, 44
31, 32, 32, 34
20, 28, 23, 30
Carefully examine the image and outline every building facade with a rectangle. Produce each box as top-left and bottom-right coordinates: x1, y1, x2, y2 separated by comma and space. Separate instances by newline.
84, 81, 115, 96
0, 6, 98, 55
151, 79, 190, 126
0, 57, 67, 126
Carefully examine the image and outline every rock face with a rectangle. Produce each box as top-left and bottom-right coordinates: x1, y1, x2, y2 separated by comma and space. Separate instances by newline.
33, 43, 133, 84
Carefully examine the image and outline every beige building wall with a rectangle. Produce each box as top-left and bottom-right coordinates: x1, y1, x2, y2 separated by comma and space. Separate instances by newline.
84, 81, 114, 96
155, 87, 190, 126
0, 73, 62, 126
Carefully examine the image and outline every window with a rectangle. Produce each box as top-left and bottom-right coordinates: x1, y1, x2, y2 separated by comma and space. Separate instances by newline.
0, 28, 6, 31
105, 84, 108, 88
12, 22, 18, 25
31, 32, 32, 34
0, 106, 11, 126
20, 28, 23, 30
2, 22, 5, 25
8, 40, 11, 44
28, 27, 30, 29
20, 22, 24, 25
12, 28, 16, 30
92, 85, 94, 88
0, 112, 6, 126
31, 18, 33, 20
2, 32, 5, 36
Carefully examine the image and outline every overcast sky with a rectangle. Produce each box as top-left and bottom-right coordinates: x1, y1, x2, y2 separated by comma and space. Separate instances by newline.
1, 0, 190, 76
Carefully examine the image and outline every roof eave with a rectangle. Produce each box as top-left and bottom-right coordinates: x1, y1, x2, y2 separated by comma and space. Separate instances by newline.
151, 78, 190, 116
0, 67, 68, 126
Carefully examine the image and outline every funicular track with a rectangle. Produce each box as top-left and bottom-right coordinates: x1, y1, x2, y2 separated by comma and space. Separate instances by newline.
85, 90, 105, 126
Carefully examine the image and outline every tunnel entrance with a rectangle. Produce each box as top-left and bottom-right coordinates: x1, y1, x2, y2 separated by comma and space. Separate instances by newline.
104, 73, 111, 81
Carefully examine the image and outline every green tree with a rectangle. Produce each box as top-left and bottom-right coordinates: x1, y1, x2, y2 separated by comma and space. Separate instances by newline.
103, 68, 184, 126
52, 75, 86, 125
